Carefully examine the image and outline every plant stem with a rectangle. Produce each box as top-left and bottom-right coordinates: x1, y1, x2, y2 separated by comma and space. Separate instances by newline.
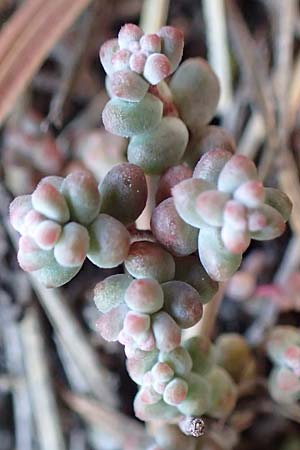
136, 0, 170, 230
183, 283, 226, 340
136, 175, 159, 230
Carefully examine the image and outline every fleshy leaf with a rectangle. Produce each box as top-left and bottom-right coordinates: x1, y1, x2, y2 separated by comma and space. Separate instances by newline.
198, 227, 242, 281
93, 274, 133, 313
174, 255, 219, 304
170, 58, 220, 133
134, 391, 180, 421
177, 372, 211, 416
250, 205, 286, 240
196, 190, 229, 227
110, 70, 149, 102
128, 117, 188, 175
125, 241, 175, 283
158, 26, 184, 71
172, 178, 213, 228
99, 38, 119, 75
102, 93, 163, 138
61, 171, 101, 225
87, 214, 130, 268
97, 304, 128, 341
264, 187, 292, 222
193, 149, 232, 185
34, 253, 81, 288
217, 154, 258, 194
151, 198, 198, 257
184, 125, 235, 168
54, 222, 89, 267
206, 366, 237, 419
162, 281, 203, 329
99, 163, 147, 225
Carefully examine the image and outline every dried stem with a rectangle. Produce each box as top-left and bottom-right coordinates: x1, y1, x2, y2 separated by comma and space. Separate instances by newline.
62, 390, 152, 450
1, 293, 33, 450
139, 0, 170, 34
277, 152, 300, 234
274, 0, 296, 142
20, 307, 66, 450
288, 53, 300, 129
46, 6, 96, 128
225, 0, 279, 180
28, 275, 118, 407
0, 0, 92, 124
273, 0, 300, 235
202, 0, 232, 115
237, 112, 265, 159
226, 0, 300, 236
246, 233, 300, 344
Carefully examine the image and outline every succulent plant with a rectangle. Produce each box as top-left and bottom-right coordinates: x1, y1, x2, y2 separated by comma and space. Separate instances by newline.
10, 165, 147, 287
172, 149, 292, 281
100, 24, 189, 175
267, 326, 300, 404
8, 21, 293, 446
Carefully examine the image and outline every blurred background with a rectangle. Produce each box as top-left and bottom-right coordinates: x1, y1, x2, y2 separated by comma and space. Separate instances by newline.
0, 1, 300, 449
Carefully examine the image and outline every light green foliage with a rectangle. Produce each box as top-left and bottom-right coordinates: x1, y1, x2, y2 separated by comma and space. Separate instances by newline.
102, 94, 163, 137
128, 117, 189, 174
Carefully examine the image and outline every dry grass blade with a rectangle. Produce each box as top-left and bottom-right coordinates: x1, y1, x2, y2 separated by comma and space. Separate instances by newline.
20, 307, 66, 450
0, 0, 44, 62
288, 54, 300, 129
225, 0, 278, 179
275, 0, 296, 140
30, 276, 118, 407
140, 0, 170, 33
46, 6, 95, 128
0, 0, 92, 125
246, 234, 300, 344
203, 0, 232, 114
62, 390, 151, 449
